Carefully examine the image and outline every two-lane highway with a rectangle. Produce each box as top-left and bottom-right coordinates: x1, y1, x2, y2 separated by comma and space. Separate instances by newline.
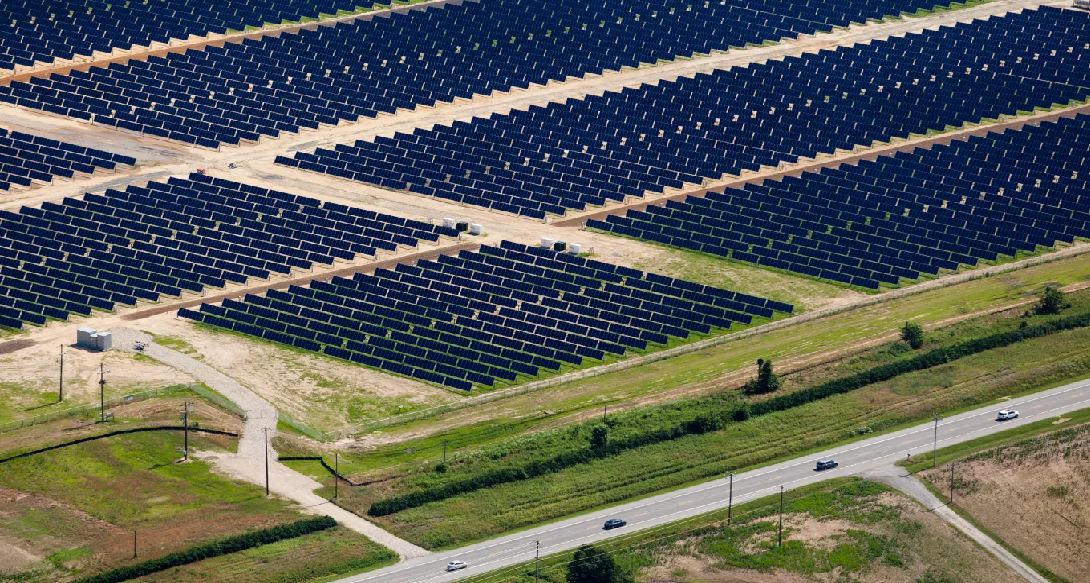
335, 377, 1090, 583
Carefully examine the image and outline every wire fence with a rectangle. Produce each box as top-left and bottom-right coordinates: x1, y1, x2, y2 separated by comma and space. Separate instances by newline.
0, 383, 202, 435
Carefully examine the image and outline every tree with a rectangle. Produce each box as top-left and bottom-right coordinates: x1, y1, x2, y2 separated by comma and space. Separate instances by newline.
900, 321, 924, 349
567, 544, 630, 583
1038, 285, 1065, 315
744, 359, 781, 394
590, 425, 609, 449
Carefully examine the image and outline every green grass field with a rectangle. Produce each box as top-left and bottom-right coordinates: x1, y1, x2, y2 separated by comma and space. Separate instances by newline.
318, 293, 1090, 548
281, 259, 1090, 477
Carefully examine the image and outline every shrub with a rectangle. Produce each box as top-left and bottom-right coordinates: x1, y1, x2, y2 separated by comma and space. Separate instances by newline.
568, 544, 630, 583
73, 516, 337, 583
1038, 285, 1065, 315
744, 359, 781, 394
590, 425, 609, 449
900, 321, 925, 349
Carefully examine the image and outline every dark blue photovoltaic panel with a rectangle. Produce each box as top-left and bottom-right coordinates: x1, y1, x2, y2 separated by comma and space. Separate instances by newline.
0, 128, 133, 192
590, 113, 1090, 289
1, 0, 966, 146
0, 173, 454, 330
179, 241, 793, 391
281, 7, 1090, 218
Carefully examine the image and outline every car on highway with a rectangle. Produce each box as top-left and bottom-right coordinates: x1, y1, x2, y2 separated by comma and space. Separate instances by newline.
815, 459, 839, 471
446, 560, 467, 572
996, 409, 1019, 421
603, 518, 627, 530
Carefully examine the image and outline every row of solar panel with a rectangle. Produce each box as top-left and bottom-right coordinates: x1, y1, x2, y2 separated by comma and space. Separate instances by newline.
0, 128, 134, 191
180, 241, 792, 389
0, 173, 449, 329
590, 112, 1090, 289
0, 0, 962, 146
278, 7, 1090, 218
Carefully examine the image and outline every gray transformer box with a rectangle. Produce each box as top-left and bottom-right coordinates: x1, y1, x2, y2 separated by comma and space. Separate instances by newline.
77, 327, 97, 349
77, 328, 111, 351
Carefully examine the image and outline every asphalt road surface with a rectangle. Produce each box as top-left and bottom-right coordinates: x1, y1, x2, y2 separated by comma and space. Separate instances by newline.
336, 377, 1090, 583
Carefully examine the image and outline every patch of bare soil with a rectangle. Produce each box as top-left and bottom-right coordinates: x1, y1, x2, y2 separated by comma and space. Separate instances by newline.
132, 314, 460, 435
0, 340, 192, 421
638, 488, 1022, 583
643, 555, 815, 583
923, 423, 1090, 583
0, 488, 124, 574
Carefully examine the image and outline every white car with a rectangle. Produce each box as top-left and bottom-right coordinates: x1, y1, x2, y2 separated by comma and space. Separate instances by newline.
996, 409, 1019, 421
446, 560, 467, 572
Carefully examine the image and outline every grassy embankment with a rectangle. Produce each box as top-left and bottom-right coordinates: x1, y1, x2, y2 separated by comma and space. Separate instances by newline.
284, 287, 1090, 548
299, 248, 1090, 452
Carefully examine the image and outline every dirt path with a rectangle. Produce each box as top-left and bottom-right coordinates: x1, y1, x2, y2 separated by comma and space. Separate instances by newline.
107, 327, 429, 559
865, 464, 1049, 583
121, 240, 480, 321
553, 102, 1090, 227
0, 0, 457, 83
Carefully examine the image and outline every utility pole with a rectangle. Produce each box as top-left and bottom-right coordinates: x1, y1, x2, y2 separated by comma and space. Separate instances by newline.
727, 472, 734, 526
778, 486, 784, 547
58, 345, 64, 403
182, 402, 189, 461
950, 462, 955, 503
334, 452, 339, 500
604, 405, 607, 420
443, 440, 448, 464
932, 415, 942, 469
133, 531, 137, 559
264, 427, 270, 496
534, 539, 540, 583
98, 362, 109, 422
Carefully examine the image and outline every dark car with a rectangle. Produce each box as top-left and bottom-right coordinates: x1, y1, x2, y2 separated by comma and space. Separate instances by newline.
603, 518, 627, 530
815, 459, 839, 471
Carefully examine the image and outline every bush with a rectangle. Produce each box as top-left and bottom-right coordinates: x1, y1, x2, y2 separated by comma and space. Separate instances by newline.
568, 544, 630, 583
732, 404, 751, 422
73, 516, 337, 583
1038, 285, 1065, 315
590, 425, 609, 450
900, 321, 925, 349
743, 359, 781, 394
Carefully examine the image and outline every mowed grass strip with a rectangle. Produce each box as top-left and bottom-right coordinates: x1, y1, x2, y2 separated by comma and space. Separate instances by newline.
305, 289, 1090, 494
339, 251, 1090, 462
344, 306, 1090, 548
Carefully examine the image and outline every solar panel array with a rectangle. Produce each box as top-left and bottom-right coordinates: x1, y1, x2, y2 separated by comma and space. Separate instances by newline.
0, 0, 958, 147
178, 240, 793, 390
1, 0, 375, 70
0, 128, 134, 191
0, 173, 453, 330
278, 6, 1090, 218
590, 113, 1090, 289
